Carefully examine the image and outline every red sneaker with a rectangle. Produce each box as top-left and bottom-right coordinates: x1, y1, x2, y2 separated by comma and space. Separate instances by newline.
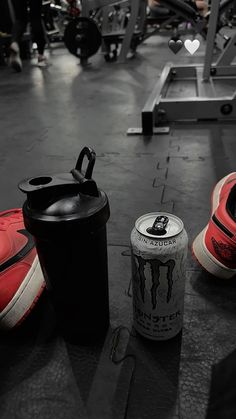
0, 208, 45, 329
192, 173, 236, 279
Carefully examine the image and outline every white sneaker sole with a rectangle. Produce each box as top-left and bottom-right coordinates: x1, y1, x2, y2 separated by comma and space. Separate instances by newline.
0, 255, 45, 329
37, 61, 49, 68
192, 173, 236, 279
193, 228, 236, 279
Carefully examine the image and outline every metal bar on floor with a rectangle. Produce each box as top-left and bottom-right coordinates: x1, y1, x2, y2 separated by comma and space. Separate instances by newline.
141, 64, 172, 135
156, 95, 236, 121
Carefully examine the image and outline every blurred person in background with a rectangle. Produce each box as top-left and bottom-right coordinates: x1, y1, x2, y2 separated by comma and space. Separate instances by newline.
10, 0, 47, 72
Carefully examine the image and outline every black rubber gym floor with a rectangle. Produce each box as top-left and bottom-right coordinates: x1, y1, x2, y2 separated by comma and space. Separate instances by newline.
0, 34, 236, 418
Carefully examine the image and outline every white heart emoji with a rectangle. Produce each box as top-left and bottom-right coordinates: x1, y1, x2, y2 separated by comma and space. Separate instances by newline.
184, 39, 200, 55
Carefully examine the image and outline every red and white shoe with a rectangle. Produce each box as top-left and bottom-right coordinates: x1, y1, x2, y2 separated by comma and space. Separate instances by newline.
192, 173, 236, 279
0, 208, 45, 329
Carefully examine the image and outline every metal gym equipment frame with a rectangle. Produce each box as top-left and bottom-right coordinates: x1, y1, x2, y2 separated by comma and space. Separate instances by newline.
128, 0, 236, 136
80, 0, 206, 64
81, 0, 147, 63
72, 0, 233, 65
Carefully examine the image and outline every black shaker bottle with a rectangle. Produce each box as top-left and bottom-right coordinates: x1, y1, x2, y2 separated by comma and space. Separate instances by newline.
19, 147, 110, 342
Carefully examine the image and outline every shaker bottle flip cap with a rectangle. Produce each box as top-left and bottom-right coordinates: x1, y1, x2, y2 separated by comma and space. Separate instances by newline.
18, 147, 110, 236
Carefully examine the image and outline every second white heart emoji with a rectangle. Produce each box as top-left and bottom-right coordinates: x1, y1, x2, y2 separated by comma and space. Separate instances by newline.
184, 39, 200, 55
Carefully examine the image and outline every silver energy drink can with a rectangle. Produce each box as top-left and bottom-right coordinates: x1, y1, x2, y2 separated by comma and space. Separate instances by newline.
130, 212, 188, 341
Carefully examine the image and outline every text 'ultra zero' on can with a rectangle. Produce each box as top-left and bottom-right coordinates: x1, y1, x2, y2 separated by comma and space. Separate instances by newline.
130, 213, 188, 341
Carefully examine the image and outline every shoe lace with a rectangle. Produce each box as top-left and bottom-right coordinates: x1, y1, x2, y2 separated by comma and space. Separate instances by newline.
0, 209, 23, 231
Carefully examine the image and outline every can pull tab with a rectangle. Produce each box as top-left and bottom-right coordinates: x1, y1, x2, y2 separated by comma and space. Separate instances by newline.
146, 216, 169, 236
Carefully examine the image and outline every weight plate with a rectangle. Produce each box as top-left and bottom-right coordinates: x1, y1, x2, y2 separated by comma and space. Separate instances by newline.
64, 17, 102, 59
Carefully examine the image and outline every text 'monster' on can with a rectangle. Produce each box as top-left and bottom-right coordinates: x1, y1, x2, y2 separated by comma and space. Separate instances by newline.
130, 212, 188, 341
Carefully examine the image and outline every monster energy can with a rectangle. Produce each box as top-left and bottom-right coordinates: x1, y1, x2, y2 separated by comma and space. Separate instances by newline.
131, 212, 188, 341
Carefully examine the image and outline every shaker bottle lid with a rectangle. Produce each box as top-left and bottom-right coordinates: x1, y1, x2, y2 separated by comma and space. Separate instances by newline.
19, 147, 110, 235
135, 212, 183, 239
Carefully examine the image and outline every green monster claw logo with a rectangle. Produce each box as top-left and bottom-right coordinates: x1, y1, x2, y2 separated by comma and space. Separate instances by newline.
132, 255, 175, 309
